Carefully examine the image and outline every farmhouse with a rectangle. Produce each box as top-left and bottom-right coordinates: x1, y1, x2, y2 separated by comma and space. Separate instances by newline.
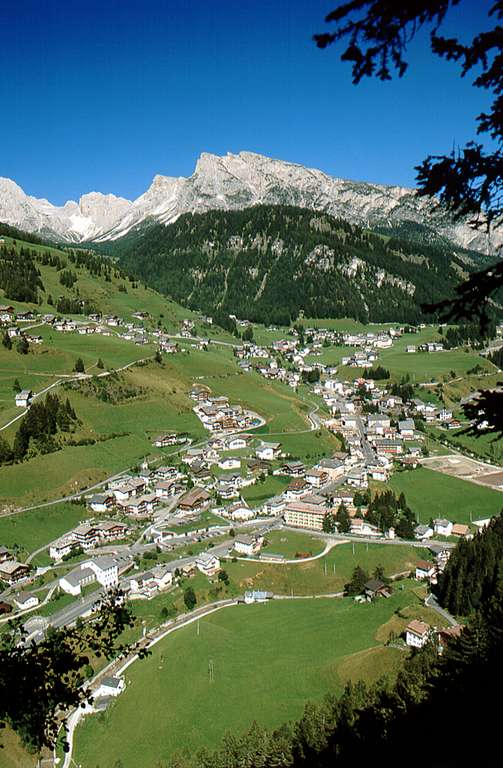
364, 579, 391, 600
405, 619, 431, 648
15, 389, 33, 408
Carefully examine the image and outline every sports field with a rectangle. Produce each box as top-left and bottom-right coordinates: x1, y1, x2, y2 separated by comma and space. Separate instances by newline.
74, 591, 419, 767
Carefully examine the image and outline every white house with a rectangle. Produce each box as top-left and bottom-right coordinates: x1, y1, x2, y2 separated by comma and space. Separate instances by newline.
415, 560, 436, 580
244, 590, 273, 604
218, 457, 241, 470
225, 437, 247, 450
414, 525, 433, 541
433, 519, 453, 537
398, 419, 415, 439
13, 592, 39, 611
86, 557, 119, 589
15, 389, 33, 408
95, 676, 125, 698
405, 620, 431, 648
59, 567, 96, 596
234, 534, 263, 557
49, 536, 77, 562
195, 553, 221, 577
256, 442, 282, 461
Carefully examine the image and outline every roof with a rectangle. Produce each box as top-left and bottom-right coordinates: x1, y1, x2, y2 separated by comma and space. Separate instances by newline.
452, 523, 470, 535
196, 553, 219, 566
406, 619, 430, 637
63, 567, 95, 587
89, 556, 117, 571
416, 560, 435, 571
0, 560, 28, 575
14, 591, 35, 604
364, 579, 386, 592
434, 518, 451, 527
101, 676, 122, 689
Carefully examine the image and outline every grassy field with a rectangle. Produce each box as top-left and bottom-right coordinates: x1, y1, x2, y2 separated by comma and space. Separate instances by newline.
260, 529, 326, 559
240, 475, 290, 507
0, 502, 91, 558
74, 588, 423, 768
387, 466, 503, 525
225, 541, 425, 595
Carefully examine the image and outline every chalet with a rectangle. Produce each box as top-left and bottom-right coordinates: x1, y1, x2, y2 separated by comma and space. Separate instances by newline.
281, 461, 305, 477
346, 470, 368, 489
17, 310, 36, 322
15, 389, 33, 408
364, 579, 391, 600
405, 619, 431, 648
0, 305, 15, 323
350, 518, 380, 537
367, 464, 388, 482
195, 553, 221, 577
153, 433, 179, 447
88, 493, 114, 513
415, 560, 436, 580
218, 457, 241, 470
305, 468, 327, 488
284, 478, 310, 500
156, 465, 178, 481
0, 546, 11, 563
178, 487, 210, 512
225, 436, 247, 451
155, 480, 177, 499
0, 560, 30, 584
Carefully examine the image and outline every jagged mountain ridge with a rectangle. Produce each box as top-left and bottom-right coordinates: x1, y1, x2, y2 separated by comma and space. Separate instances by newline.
0, 151, 499, 253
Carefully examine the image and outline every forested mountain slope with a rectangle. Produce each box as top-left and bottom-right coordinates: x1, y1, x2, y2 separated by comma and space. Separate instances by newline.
117, 205, 491, 325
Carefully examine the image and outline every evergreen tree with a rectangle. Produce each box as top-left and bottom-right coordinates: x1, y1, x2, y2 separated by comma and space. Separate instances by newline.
336, 502, 351, 533
74, 357, 85, 373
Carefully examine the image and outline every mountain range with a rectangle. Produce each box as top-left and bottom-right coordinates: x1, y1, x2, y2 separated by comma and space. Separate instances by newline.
0, 151, 499, 254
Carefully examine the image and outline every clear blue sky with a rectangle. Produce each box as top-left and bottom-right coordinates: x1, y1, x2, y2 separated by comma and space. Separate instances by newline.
0, 0, 493, 204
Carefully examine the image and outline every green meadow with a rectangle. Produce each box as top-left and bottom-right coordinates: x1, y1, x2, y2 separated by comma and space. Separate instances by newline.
0, 502, 91, 557
74, 590, 421, 768
387, 466, 503, 525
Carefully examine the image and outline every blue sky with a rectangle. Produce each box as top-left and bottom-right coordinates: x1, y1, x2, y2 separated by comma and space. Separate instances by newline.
0, 0, 494, 204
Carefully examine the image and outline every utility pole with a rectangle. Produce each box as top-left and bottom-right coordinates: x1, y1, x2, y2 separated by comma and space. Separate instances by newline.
208, 659, 214, 683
